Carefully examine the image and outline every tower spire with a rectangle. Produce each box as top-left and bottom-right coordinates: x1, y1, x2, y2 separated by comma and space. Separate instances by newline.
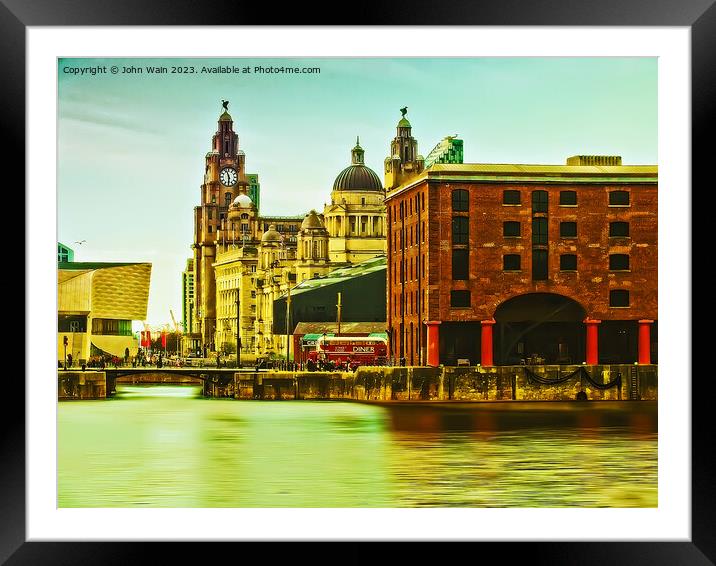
385, 108, 423, 191
351, 137, 364, 165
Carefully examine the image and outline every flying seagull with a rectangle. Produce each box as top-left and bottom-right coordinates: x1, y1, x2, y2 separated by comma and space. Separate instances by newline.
74, 240, 86, 245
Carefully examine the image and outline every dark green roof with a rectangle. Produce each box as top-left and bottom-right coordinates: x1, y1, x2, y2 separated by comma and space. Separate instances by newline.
219, 111, 232, 121
398, 117, 411, 128
58, 262, 148, 270
281, 255, 386, 299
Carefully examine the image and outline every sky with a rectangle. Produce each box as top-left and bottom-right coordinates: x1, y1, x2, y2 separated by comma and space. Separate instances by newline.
57, 57, 657, 327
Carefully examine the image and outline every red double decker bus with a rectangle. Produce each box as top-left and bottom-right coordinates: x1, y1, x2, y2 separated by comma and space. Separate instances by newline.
306, 336, 388, 370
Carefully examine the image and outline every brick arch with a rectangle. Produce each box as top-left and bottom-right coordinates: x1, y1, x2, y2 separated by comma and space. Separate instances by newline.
492, 292, 587, 323
491, 293, 588, 365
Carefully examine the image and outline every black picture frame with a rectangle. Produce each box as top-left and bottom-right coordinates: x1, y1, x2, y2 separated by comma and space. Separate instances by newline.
7, 1, 704, 563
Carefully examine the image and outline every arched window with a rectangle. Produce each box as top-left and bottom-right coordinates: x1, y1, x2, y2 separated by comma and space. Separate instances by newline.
609, 254, 630, 271
503, 254, 521, 271
532, 218, 548, 244
452, 189, 469, 212
610, 290, 630, 307
609, 191, 630, 206
452, 249, 469, 280
532, 190, 548, 213
532, 249, 548, 280
503, 190, 521, 205
504, 221, 521, 238
560, 254, 577, 271
452, 216, 469, 245
559, 190, 577, 205
609, 222, 630, 237
560, 221, 577, 238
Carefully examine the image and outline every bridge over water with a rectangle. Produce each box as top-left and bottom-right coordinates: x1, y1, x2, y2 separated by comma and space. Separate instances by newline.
103, 367, 269, 397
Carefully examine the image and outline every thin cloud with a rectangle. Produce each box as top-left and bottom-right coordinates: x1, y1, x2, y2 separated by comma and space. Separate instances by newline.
60, 104, 161, 137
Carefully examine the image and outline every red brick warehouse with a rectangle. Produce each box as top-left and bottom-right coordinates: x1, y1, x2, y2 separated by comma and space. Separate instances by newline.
383, 111, 657, 367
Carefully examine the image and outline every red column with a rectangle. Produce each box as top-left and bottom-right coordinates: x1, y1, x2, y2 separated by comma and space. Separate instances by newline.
425, 321, 441, 367
638, 320, 653, 365
584, 318, 601, 365
481, 319, 496, 367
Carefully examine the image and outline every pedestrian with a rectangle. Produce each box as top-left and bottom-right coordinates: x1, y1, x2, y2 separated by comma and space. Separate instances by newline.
67, 353, 73, 368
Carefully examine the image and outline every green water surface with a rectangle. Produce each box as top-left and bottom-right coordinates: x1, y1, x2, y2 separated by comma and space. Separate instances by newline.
58, 385, 657, 507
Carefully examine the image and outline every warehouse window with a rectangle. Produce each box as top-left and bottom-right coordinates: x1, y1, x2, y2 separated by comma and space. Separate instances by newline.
503, 254, 521, 271
559, 190, 577, 205
532, 249, 548, 281
452, 248, 469, 280
532, 217, 548, 245
452, 189, 469, 212
609, 222, 630, 237
452, 216, 469, 245
609, 254, 630, 271
503, 221, 521, 238
560, 221, 577, 238
609, 191, 630, 206
450, 290, 471, 308
610, 290, 630, 307
532, 190, 548, 213
503, 190, 521, 205
560, 254, 577, 271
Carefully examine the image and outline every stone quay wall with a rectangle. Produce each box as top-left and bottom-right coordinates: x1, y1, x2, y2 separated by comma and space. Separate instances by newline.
57, 365, 657, 402
58, 371, 107, 400
228, 364, 657, 401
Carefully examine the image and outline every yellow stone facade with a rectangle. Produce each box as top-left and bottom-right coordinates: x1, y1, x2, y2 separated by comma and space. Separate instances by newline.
57, 262, 151, 364
324, 138, 387, 263
193, 106, 388, 358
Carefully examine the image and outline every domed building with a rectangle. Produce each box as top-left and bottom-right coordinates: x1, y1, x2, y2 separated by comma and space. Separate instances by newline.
323, 138, 388, 264
192, 104, 388, 361
225, 193, 259, 243
296, 210, 330, 282
196, 104, 304, 359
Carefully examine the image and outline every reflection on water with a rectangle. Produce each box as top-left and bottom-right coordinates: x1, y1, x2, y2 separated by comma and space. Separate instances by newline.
58, 385, 657, 508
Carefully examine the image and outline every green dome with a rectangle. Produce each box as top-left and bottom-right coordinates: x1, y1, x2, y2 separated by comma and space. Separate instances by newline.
398, 117, 411, 128
333, 164, 383, 192
219, 111, 232, 122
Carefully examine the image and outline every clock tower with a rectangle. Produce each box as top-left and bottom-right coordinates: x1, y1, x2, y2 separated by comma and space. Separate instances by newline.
192, 102, 251, 352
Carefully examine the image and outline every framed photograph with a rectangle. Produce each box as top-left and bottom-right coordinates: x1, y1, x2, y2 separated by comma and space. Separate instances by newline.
10, 1, 705, 562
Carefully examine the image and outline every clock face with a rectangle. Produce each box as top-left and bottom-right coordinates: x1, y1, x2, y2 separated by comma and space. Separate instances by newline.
220, 167, 238, 187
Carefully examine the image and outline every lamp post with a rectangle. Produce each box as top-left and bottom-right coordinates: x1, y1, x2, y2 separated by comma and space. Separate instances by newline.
236, 290, 241, 368
336, 292, 342, 337
285, 284, 291, 366
321, 331, 327, 369
198, 308, 204, 361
